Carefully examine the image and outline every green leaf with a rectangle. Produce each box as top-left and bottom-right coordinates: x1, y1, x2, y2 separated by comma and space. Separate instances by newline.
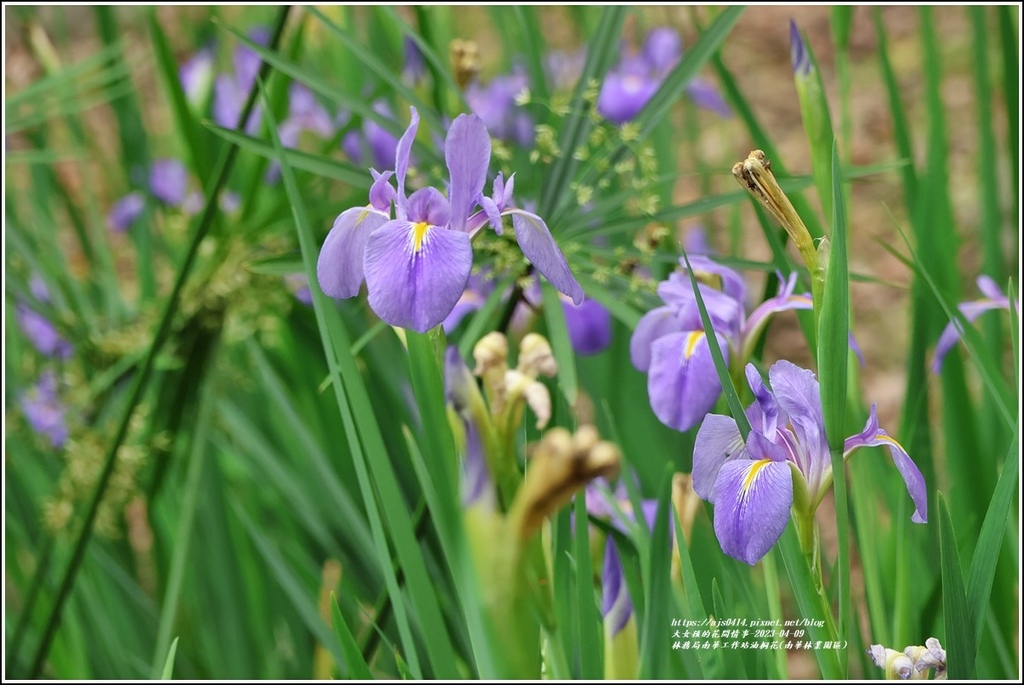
159, 638, 179, 680
938, 493, 976, 679
541, 282, 579, 407
966, 438, 1019, 646
331, 593, 374, 680
638, 470, 675, 679
680, 249, 750, 438
777, 527, 843, 679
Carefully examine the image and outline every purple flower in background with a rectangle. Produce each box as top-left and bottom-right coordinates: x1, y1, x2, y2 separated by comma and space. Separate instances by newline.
544, 48, 586, 92
598, 26, 730, 124
630, 257, 812, 432
266, 83, 337, 183
563, 298, 612, 356
284, 273, 313, 306
443, 270, 496, 333
17, 301, 72, 360
693, 360, 927, 565
107, 191, 145, 233
789, 20, 812, 77
149, 159, 189, 206
213, 26, 269, 134
466, 67, 534, 146
402, 36, 427, 86
318, 106, 582, 332
342, 100, 402, 172
20, 370, 69, 448
179, 45, 215, 106
931, 275, 1018, 373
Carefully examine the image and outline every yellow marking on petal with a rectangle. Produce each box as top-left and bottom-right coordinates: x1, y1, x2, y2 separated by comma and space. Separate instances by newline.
684, 331, 705, 359
789, 295, 813, 304
742, 459, 774, 494
412, 221, 430, 253
875, 434, 903, 450
356, 207, 371, 225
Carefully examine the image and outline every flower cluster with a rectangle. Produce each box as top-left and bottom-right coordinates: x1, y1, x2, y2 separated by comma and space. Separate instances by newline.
868, 637, 946, 680
317, 106, 583, 332
598, 26, 731, 124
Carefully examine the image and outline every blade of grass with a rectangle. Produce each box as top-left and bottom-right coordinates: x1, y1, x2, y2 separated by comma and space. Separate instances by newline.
331, 592, 374, 679
150, 355, 219, 678
24, 10, 293, 678
816, 141, 850, 674
966, 437, 1019, 646
158, 637, 179, 680
937, 493, 976, 679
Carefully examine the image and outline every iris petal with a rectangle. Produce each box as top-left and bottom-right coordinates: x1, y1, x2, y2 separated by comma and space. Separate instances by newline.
768, 360, 828, 458
711, 458, 793, 565
601, 540, 633, 636
317, 206, 390, 299
629, 306, 683, 371
692, 413, 744, 501
364, 220, 473, 332
647, 330, 728, 432
563, 298, 611, 355
844, 404, 928, 524
507, 209, 584, 304
445, 113, 491, 232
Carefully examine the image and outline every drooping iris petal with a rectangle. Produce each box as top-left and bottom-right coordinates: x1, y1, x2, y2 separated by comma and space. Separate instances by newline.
692, 413, 744, 501
317, 206, 390, 299
363, 220, 473, 332
508, 209, 584, 304
711, 457, 793, 565
931, 299, 1010, 373
629, 306, 682, 372
462, 419, 495, 508
647, 330, 728, 432
844, 404, 928, 524
686, 78, 732, 118
563, 298, 611, 355
768, 360, 828, 459
444, 113, 491, 232
601, 540, 633, 636
741, 272, 813, 343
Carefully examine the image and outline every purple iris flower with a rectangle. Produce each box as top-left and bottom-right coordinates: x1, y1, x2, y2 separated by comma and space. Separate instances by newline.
444, 347, 497, 509
585, 479, 659, 636
630, 257, 812, 432
20, 370, 69, 448
465, 67, 534, 147
17, 302, 72, 360
597, 26, 730, 124
266, 83, 337, 183
342, 100, 401, 172
179, 45, 215, 106
563, 297, 612, 355
317, 106, 583, 333
402, 36, 427, 87
442, 270, 496, 334
149, 159, 189, 206
544, 48, 586, 92
932, 275, 1018, 373
213, 26, 269, 134
107, 191, 145, 233
693, 360, 928, 565
284, 273, 313, 306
